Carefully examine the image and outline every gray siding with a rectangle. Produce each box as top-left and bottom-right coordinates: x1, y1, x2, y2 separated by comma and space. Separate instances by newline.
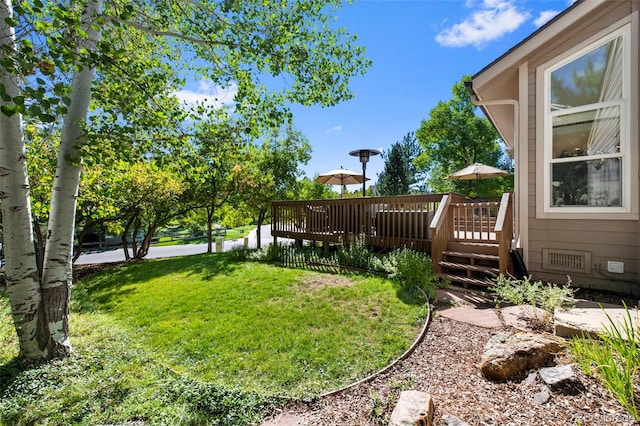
525, 1, 640, 296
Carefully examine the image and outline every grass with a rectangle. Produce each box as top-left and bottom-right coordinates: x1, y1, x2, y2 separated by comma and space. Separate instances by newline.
1, 253, 427, 425
569, 304, 640, 421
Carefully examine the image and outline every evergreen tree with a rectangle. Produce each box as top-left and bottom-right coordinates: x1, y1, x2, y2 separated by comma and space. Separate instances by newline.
377, 132, 422, 195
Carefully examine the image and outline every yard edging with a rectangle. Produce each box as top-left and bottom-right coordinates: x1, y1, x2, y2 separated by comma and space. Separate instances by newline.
320, 286, 432, 398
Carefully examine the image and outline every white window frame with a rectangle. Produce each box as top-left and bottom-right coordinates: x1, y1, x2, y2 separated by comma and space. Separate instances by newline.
536, 20, 638, 220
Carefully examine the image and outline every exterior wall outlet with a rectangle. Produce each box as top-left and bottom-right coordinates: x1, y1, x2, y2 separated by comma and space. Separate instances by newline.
607, 261, 624, 274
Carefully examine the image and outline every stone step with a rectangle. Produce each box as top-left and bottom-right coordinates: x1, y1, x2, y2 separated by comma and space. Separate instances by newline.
437, 273, 493, 287
439, 261, 499, 277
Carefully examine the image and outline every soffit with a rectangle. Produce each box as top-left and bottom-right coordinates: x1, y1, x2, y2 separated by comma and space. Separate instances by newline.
471, 0, 608, 147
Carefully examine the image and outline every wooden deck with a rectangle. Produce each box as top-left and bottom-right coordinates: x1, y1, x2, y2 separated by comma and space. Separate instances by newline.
271, 194, 443, 251
271, 193, 514, 274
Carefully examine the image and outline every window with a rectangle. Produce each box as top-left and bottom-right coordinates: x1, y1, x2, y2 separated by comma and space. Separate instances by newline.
542, 25, 630, 213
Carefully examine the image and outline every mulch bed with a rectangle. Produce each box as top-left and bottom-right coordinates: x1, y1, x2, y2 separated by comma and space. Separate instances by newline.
263, 310, 635, 425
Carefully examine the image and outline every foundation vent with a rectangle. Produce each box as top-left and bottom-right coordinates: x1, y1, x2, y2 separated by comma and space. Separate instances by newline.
542, 248, 591, 274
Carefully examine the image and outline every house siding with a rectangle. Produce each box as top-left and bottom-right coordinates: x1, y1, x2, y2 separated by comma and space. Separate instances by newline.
524, 1, 640, 296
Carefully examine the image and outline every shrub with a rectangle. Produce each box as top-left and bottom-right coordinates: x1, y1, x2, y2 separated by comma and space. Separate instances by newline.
570, 304, 640, 421
336, 234, 375, 270
227, 246, 251, 261
375, 248, 441, 300
492, 274, 576, 330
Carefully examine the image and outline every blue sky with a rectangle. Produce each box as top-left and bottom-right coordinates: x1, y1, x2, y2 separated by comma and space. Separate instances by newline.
180, 0, 575, 190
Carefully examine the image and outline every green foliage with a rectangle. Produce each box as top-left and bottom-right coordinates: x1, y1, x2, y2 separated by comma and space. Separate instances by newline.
246, 242, 289, 263
493, 275, 576, 330
377, 132, 423, 195
236, 128, 312, 247
374, 248, 441, 300
0, 309, 277, 425
415, 75, 511, 196
337, 234, 375, 270
0, 290, 19, 361
570, 304, 640, 420
297, 177, 339, 200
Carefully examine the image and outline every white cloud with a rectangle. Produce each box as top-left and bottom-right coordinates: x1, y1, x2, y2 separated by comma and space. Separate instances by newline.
534, 10, 561, 27
325, 125, 343, 133
176, 79, 238, 110
435, 0, 529, 49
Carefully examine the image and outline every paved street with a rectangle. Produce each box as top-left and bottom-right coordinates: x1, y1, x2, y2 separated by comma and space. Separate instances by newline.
75, 225, 284, 265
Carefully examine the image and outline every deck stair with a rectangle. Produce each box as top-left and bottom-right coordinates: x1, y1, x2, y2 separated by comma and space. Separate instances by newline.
437, 242, 500, 288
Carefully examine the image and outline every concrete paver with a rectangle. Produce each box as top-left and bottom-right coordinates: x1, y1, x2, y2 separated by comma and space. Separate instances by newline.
437, 305, 503, 328
554, 299, 639, 338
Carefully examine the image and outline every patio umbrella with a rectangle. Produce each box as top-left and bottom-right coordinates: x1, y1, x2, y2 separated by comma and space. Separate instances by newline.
315, 167, 369, 196
448, 163, 509, 196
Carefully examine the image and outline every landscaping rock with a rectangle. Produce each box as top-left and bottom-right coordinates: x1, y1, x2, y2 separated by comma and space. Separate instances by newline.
479, 332, 563, 381
539, 364, 584, 395
389, 390, 434, 426
533, 387, 551, 405
441, 413, 470, 425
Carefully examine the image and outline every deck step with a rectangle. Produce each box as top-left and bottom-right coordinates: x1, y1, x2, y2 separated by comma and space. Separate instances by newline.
447, 241, 499, 255
439, 261, 499, 276
437, 273, 494, 287
442, 251, 500, 262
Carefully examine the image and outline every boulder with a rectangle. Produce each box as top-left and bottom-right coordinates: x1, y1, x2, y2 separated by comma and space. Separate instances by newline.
539, 364, 584, 395
479, 332, 563, 381
389, 390, 434, 426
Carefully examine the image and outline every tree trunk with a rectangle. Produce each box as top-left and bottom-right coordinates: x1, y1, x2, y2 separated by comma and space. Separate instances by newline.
256, 209, 266, 249
121, 214, 136, 260
33, 221, 45, 278
135, 224, 157, 259
72, 227, 87, 263
40, 0, 102, 359
0, 0, 46, 359
131, 218, 141, 257
206, 206, 214, 253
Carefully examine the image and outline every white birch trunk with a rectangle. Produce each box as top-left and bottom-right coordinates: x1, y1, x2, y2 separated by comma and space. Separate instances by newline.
39, 0, 103, 358
0, 0, 46, 358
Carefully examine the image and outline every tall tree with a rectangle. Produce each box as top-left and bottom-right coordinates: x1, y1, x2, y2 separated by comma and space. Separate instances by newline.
187, 116, 244, 253
298, 176, 338, 200
0, 0, 370, 360
377, 132, 422, 195
239, 128, 311, 248
415, 76, 508, 196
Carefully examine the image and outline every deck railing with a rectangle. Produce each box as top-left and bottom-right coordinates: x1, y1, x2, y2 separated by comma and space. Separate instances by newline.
271, 194, 444, 251
494, 192, 514, 274
430, 193, 513, 274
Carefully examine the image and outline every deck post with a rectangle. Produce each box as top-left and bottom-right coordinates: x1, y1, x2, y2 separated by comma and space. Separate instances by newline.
494, 192, 514, 275
430, 194, 453, 274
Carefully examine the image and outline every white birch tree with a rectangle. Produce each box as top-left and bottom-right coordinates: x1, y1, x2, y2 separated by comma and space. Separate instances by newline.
0, 0, 370, 360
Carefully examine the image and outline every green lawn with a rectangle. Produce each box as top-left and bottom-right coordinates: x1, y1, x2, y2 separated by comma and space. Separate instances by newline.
0, 253, 427, 424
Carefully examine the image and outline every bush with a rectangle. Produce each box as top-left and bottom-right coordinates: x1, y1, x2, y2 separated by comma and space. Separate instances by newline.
375, 248, 441, 300
336, 234, 375, 270
227, 246, 251, 261
492, 275, 576, 330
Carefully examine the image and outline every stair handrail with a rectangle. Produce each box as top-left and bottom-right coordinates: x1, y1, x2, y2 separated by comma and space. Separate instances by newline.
430, 193, 454, 274
494, 192, 514, 275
